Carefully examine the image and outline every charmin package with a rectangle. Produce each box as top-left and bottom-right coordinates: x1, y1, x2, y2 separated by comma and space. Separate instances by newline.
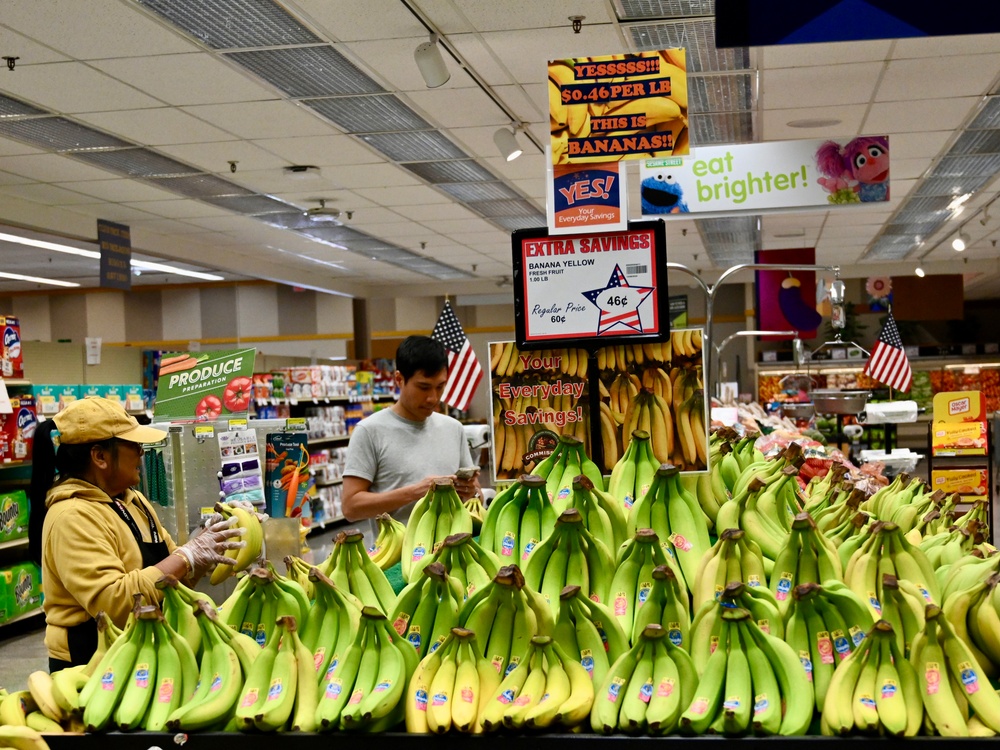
1, 315, 21, 378
0, 394, 36, 462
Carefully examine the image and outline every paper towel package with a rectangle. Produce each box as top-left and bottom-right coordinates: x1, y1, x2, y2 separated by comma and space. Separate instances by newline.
463, 424, 490, 449
864, 400, 917, 424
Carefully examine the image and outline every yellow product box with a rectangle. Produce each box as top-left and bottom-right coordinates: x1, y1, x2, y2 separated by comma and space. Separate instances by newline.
931, 468, 989, 501
931, 421, 987, 456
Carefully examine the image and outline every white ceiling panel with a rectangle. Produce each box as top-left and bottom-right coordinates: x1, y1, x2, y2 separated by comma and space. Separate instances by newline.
0, 169, 34, 187
355, 184, 453, 206
155, 140, 288, 173
53, 178, 188, 204
91, 53, 275, 106
864, 97, 980, 134
0, 62, 162, 113
875, 54, 1000, 102
0, 136, 43, 157
0, 182, 104, 205
892, 33, 1000, 59
0, 25, 70, 65
326, 163, 421, 190
1, 0, 192, 59
252, 135, 383, 167
180, 101, 332, 139
762, 63, 884, 109
76, 108, 234, 146
438, 1, 615, 34
292, 0, 429, 42
130, 218, 217, 236
760, 39, 893, 68
66, 203, 162, 222
886, 130, 956, 159
184, 215, 268, 232
0, 153, 119, 183
343, 38, 476, 93
761, 105, 868, 141
406, 87, 509, 128
120, 199, 233, 220
392, 202, 480, 221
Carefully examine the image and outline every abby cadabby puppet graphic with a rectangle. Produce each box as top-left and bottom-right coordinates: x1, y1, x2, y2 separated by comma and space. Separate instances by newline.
815, 136, 889, 204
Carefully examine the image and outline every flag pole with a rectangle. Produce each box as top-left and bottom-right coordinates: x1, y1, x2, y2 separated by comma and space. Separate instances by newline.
887, 303, 893, 403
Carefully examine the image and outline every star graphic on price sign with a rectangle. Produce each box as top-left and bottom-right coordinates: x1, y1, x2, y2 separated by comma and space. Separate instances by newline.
582, 264, 654, 335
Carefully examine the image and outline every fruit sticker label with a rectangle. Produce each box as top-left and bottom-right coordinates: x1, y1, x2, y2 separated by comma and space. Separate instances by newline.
580, 649, 595, 677
799, 651, 813, 681
722, 697, 740, 711
505, 657, 521, 677
498, 689, 516, 705
153, 348, 256, 422
849, 626, 865, 647
959, 662, 980, 694
613, 593, 628, 616
415, 689, 428, 710
867, 592, 882, 615
669, 533, 692, 552
880, 680, 898, 699
667, 624, 683, 646
606, 677, 625, 703
637, 581, 652, 604
548, 51, 689, 165
753, 695, 769, 716
158, 678, 175, 703
925, 663, 941, 695
349, 689, 364, 705
313, 648, 326, 672
411, 545, 426, 562
134, 663, 150, 688
657, 679, 674, 698
267, 679, 283, 701
832, 630, 851, 660
816, 631, 835, 665
500, 533, 516, 557
241, 688, 259, 708
210, 674, 223, 692
757, 619, 771, 636
775, 573, 793, 601
374, 680, 392, 693
747, 574, 761, 587
639, 680, 654, 703
406, 628, 421, 652
859, 695, 876, 709
513, 694, 533, 707
521, 538, 538, 560
101, 670, 115, 691
392, 615, 409, 636
688, 697, 709, 715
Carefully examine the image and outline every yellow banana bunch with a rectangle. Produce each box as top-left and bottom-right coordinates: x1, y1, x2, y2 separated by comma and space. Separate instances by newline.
368, 513, 406, 571
0, 726, 49, 750
210, 502, 264, 585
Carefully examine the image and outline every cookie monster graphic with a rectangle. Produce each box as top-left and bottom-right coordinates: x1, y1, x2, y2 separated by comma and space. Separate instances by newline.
641, 171, 690, 214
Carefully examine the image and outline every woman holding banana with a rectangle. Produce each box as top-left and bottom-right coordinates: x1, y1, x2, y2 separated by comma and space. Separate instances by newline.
28, 397, 245, 671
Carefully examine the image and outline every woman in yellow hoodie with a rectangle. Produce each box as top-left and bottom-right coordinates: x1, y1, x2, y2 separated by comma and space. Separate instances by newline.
29, 397, 243, 670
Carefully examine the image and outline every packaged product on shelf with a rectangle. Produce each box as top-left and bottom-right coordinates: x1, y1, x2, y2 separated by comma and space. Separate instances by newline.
252, 372, 274, 401
0, 578, 7, 623
0, 394, 36, 462
80, 383, 103, 399
265, 432, 310, 518
1, 315, 22, 379
931, 467, 989, 501
1, 561, 43, 617
32, 384, 80, 416
0, 490, 29, 544
217, 429, 266, 514
123, 383, 145, 411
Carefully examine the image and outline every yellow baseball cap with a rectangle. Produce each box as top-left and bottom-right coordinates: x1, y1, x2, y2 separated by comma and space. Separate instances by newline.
53, 397, 166, 445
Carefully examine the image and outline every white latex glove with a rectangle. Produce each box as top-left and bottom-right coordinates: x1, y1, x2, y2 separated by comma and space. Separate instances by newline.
228, 499, 270, 523
175, 516, 245, 579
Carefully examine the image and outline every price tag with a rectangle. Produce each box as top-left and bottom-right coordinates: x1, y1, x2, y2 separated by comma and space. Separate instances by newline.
194, 425, 215, 439
286, 418, 307, 432
228, 418, 248, 430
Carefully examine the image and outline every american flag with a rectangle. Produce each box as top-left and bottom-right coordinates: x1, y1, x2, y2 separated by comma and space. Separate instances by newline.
431, 300, 483, 412
864, 310, 912, 392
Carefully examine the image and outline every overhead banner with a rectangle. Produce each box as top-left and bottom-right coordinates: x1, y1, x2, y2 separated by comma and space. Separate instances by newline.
640, 135, 890, 217
512, 221, 669, 349
755, 248, 820, 339
153, 348, 256, 422
546, 160, 627, 235
97, 219, 132, 290
548, 50, 689, 165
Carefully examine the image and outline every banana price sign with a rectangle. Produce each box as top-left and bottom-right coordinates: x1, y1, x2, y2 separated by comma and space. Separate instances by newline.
549, 50, 688, 165
489, 341, 591, 482
512, 221, 669, 349
153, 348, 256, 422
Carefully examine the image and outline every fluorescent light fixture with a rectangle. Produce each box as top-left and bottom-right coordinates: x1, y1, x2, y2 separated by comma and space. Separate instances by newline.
0, 271, 80, 287
947, 193, 972, 211
0, 231, 99, 259
493, 127, 523, 161
915, 265, 925, 277
952, 232, 969, 251
130, 260, 224, 281
414, 34, 450, 88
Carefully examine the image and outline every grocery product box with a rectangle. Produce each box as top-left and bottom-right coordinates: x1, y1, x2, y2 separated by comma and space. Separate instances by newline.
0, 561, 43, 618
1, 315, 22, 379
0, 490, 29, 545
80, 384, 103, 399
0, 395, 36, 462
123, 384, 145, 411
931, 468, 989, 502
32, 385, 80, 416
0, 580, 8, 624
102, 384, 125, 404
265, 433, 310, 519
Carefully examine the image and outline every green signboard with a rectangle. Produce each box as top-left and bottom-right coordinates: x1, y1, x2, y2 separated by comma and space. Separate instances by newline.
153, 348, 256, 421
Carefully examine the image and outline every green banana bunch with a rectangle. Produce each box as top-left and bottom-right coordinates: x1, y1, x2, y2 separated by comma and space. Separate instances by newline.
367, 513, 406, 571
769, 512, 843, 615
541, 435, 607, 509
322, 529, 397, 615
316, 606, 417, 732
401, 479, 474, 582
389, 561, 464, 659
427, 531, 501, 600
458, 565, 553, 679
692, 528, 768, 612
607, 430, 658, 514
590, 623, 696, 735
715, 473, 790, 568
610, 529, 683, 639
554, 585, 629, 690
210, 501, 265, 585
910, 604, 1000, 736
812, 484, 863, 533
283, 555, 316, 601
880, 574, 926, 659
630, 564, 692, 649
463, 494, 485, 535
679, 470, 722, 531
81, 598, 148, 732
689, 582, 782, 674
524, 508, 615, 613
941, 573, 999, 680
564, 474, 627, 550
478, 475, 556, 564
822, 620, 923, 737
301, 567, 364, 690
627, 464, 711, 594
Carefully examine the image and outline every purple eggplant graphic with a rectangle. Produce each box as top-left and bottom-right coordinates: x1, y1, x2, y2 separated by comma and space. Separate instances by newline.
778, 276, 822, 331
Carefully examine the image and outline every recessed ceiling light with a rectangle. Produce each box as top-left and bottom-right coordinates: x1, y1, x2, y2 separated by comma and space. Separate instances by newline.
284, 165, 321, 181
786, 118, 842, 129
0, 271, 80, 287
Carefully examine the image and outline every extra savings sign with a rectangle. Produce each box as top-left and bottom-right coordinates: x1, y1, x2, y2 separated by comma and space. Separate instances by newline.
153, 348, 256, 422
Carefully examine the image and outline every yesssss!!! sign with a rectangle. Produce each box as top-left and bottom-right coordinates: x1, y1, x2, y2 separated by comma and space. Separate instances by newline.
153, 348, 256, 422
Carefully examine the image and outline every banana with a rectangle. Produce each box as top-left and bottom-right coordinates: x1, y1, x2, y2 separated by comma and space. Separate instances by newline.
721, 619, 753, 736
113, 610, 159, 731
49, 665, 87, 718
25, 672, 66, 725
426, 637, 458, 733
84, 610, 146, 732
0, 692, 37, 728
449, 637, 481, 732
915, 605, 969, 736
679, 623, 728, 735
210, 504, 262, 584
0, 726, 50, 750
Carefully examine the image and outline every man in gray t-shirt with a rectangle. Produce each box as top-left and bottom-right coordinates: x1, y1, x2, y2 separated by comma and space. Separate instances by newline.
342, 336, 480, 525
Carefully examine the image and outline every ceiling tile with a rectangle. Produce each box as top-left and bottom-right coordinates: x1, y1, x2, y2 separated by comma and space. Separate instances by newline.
66, 202, 162, 222
0, 62, 162, 113
392, 202, 480, 221
0, 25, 71, 65
184, 215, 264, 231
0, 135, 44, 157
892, 34, 1000, 59
406, 87, 510, 128
343, 37, 476, 93
120, 199, 233, 219
294, 0, 428, 41
128, 218, 215, 235
53, 178, 184, 203
888, 130, 955, 159
75, 108, 233, 146
354, 184, 452, 206
424, 218, 501, 235
156, 140, 287, 173
91, 53, 275, 106
864, 97, 979, 134
762, 62, 883, 109
0, 182, 98, 205
438, 1, 614, 33
759, 39, 892, 68
1, 0, 193, 58
180, 100, 332, 139
0, 153, 120, 182
327, 163, 422, 190
0, 169, 34, 187
761, 105, 867, 141
252, 135, 383, 166
876, 54, 1000, 102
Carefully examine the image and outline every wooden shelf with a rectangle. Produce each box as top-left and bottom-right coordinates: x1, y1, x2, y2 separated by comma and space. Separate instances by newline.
0, 537, 28, 552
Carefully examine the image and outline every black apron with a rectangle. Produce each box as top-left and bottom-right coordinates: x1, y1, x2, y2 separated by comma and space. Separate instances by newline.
57, 496, 169, 669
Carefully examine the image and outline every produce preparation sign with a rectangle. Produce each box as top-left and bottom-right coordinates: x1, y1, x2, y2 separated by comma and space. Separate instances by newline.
153, 348, 256, 422
512, 221, 668, 349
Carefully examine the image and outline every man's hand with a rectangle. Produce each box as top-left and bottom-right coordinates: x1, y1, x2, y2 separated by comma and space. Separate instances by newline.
451, 470, 481, 502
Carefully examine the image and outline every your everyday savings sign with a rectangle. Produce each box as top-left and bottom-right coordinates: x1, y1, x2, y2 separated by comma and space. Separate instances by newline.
639, 135, 890, 216
153, 348, 256, 422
